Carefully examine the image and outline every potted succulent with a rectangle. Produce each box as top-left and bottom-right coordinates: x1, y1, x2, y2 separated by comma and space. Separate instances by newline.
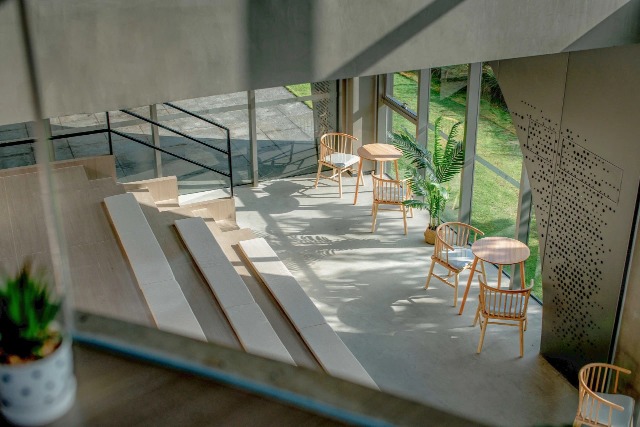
0, 264, 76, 426
392, 116, 465, 244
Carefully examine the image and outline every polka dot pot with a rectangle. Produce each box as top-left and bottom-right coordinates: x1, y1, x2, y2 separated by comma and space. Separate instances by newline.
0, 338, 76, 426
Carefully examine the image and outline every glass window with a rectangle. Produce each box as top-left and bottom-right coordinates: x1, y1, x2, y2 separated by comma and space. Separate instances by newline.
429, 65, 469, 222
470, 65, 523, 239
0, 121, 35, 169
391, 71, 418, 113
255, 83, 328, 181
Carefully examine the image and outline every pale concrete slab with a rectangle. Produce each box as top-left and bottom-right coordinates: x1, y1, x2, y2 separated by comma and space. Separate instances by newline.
225, 303, 295, 365
238, 237, 326, 330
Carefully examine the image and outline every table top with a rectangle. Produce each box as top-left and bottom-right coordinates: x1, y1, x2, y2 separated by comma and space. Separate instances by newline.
471, 236, 530, 265
357, 144, 402, 162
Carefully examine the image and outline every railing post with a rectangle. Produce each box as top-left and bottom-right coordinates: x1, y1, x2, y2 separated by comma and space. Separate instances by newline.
149, 104, 162, 178
106, 112, 113, 155
227, 130, 234, 196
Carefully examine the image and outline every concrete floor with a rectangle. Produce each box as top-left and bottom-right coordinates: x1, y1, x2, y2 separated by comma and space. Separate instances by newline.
233, 174, 578, 427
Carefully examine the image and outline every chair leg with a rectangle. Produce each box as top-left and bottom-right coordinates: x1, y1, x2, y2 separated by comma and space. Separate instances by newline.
477, 317, 488, 354
371, 204, 378, 233
473, 304, 480, 326
402, 205, 407, 235
425, 260, 436, 289
338, 169, 343, 198
524, 317, 528, 331
453, 273, 459, 307
314, 163, 322, 188
519, 320, 524, 358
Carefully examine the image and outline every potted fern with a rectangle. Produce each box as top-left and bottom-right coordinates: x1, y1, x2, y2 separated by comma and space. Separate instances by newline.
392, 116, 465, 244
0, 264, 76, 426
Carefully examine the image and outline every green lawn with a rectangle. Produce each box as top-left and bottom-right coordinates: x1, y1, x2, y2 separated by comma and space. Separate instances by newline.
285, 84, 313, 108
391, 70, 542, 299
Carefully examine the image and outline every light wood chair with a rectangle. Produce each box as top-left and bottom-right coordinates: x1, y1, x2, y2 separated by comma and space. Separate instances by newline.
574, 363, 635, 427
473, 277, 532, 357
425, 222, 486, 307
371, 174, 412, 235
315, 133, 363, 198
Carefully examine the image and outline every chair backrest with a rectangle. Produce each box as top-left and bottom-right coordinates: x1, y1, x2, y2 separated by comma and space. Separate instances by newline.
576, 363, 632, 427
319, 133, 358, 158
478, 278, 532, 320
434, 222, 483, 261
371, 174, 408, 204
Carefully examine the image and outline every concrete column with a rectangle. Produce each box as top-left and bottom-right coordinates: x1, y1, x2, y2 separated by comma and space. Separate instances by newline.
248, 90, 259, 186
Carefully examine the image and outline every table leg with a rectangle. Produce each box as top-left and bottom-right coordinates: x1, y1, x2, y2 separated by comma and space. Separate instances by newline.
497, 265, 503, 289
394, 160, 399, 180
519, 261, 526, 289
458, 256, 479, 315
353, 158, 364, 205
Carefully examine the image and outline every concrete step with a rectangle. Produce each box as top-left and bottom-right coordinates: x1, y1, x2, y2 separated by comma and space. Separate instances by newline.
103, 193, 207, 342
175, 217, 294, 365
238, 237, 378, 389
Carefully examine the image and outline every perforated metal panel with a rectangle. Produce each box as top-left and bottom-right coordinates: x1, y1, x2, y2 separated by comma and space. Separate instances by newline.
311, 81, 338, 137
512, 100, 628, 374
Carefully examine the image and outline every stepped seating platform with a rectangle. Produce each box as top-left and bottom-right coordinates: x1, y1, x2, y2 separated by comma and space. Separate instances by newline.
175, 217, 294, 364
239, 238, 378, 389
104, 193, 207, 341
0, 158, 153, 327
0, 156, 375, 388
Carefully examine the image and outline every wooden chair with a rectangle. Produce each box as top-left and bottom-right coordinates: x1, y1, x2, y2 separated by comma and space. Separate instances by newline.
473, 277, 532, 357
315, 133, 363, 198
371, 174, 412, 235
574, 363, 635, 427
425, 222, 486, 307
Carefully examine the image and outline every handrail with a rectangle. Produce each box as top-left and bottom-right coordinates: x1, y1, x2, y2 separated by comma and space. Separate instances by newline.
119, 109, 228, 156
110, 129, 230, 179
164, 102, 228, 131
2, 106, 235, 196
162, 102, 234, 195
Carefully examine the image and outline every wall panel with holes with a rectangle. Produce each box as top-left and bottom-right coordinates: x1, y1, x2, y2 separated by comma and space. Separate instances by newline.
494, 44, 640, 381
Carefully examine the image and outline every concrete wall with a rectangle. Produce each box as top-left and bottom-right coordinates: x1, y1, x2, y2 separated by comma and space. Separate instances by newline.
494, 44, 640, 381
1, 0, 640, 125
616, 209, 640, 398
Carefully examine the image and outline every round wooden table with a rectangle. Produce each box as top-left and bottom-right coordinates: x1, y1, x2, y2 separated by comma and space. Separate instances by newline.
353, 143, 402, 205
458, 236, 530, 315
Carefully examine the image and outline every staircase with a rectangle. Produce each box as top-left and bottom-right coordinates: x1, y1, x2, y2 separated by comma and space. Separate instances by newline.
0, 155, 378, 389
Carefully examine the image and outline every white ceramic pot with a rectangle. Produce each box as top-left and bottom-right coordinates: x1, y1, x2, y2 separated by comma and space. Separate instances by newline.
0, 337, 76, 426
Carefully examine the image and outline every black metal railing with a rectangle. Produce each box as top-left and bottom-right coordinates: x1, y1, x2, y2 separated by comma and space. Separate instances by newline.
118, 107, 233, 194
0, 106, 234, 196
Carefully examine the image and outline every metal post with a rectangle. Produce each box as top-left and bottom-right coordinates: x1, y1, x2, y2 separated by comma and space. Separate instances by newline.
376, 75, 388, 144
511, 162, 532, 288
106, 112, 113, 155
226, 130, 234, 196
248, 90, 259, 186
149, 104, 162, 178
458, 62, 482, 225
